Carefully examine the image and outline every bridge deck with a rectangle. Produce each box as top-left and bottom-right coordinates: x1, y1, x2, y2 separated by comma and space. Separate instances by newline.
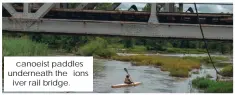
2, 17, 233, 40
2, 7, 233, 25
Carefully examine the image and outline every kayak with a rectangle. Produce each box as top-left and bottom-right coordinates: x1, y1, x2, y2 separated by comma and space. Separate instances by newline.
111, 82, 141, 88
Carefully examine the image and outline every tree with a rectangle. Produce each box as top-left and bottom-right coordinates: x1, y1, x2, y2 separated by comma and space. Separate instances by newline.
220, 43, 231, 54
123, 38, 134, 48
142, 3, 151, 12
95, 3, 112, 10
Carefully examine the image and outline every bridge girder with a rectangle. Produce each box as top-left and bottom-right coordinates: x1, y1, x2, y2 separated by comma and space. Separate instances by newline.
2, 17, 232, 40
2, 3, 233, 40
3, 3, 55, 19
148, 3, 159, 24
2, 3, 17, 16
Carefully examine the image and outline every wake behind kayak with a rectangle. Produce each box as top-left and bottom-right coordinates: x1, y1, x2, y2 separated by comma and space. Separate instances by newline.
111, 82, 142, 88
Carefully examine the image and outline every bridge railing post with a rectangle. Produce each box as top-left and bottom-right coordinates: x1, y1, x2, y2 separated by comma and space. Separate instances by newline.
148, 3, 159, 24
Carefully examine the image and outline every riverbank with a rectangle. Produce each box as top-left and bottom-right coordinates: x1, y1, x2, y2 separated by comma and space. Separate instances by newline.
3, 36, 231, 78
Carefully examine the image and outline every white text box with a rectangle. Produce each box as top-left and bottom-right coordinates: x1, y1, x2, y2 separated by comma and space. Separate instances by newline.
4, 56, 93, 92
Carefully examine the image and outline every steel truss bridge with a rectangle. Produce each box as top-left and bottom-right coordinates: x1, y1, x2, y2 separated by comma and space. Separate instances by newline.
2, 3, 233, 40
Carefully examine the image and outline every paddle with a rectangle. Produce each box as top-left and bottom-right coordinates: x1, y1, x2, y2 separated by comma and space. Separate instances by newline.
124, 68, 133, 83
124, 68, 129, 75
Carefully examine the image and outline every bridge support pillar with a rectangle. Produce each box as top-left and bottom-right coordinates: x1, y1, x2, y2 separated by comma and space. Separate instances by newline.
179, 3, 183, 12
164, 3, 169, 12
170, 3, 175, 12
55, 3, 61, 8
148, 3, 159, 24
164, 3, 174, 12
23, 3, 31, 14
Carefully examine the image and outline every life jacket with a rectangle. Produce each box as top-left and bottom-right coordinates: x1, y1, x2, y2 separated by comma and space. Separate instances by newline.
124, 78, 131, 83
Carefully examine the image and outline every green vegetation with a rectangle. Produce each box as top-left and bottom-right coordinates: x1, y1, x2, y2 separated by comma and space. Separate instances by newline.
183, 56, 229, 62
166, 48, 207, 54
119, 45, 147, 54
112, 55, 200, 77
192, 70, 199, 74
3, 36, 49, 56
3, 31, 232, 55
169, 69, 189, 77
206, 74, 213, 78
77, 37, 116, 58
183, 56, 230, 67
220, 65, 233, 77
192, 77, 233, 93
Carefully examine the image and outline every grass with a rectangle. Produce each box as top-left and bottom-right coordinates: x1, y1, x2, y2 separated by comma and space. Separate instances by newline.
126, 46, 147, 53
111, 46, 208, 54
183, 56, 230, 67
192, 77, 233, 93
183, 56, 229, 62
169, 69, 189, 77
112, 55, 200, 77
109, 45, 148, 54
220, 65, 233, 77
2, 36, 50, 79
3, 36, 50, 56
166, 48, 207, 54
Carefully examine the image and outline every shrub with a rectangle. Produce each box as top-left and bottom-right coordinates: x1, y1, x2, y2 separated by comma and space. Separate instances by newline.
169, 69, 189, 77
166, 48, 207, 54
206, 74, 213, 78
192, 77, 233, 93
94, 48, 116, 58
220, 65, 233, 77
192, 77, 212, 89
127, 45, 147, 53
206, 81, 233, 93
78, 37, 116, 58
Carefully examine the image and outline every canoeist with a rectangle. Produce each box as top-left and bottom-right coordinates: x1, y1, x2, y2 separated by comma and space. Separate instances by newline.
124, 75, 133, 84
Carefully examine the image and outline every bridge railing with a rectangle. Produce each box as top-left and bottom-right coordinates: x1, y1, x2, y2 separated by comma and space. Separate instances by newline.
3, 6, 233, 25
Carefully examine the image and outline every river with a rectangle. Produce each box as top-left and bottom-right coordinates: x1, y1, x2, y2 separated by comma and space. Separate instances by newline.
1, 53, 230, 93
93, 54, 231, 93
